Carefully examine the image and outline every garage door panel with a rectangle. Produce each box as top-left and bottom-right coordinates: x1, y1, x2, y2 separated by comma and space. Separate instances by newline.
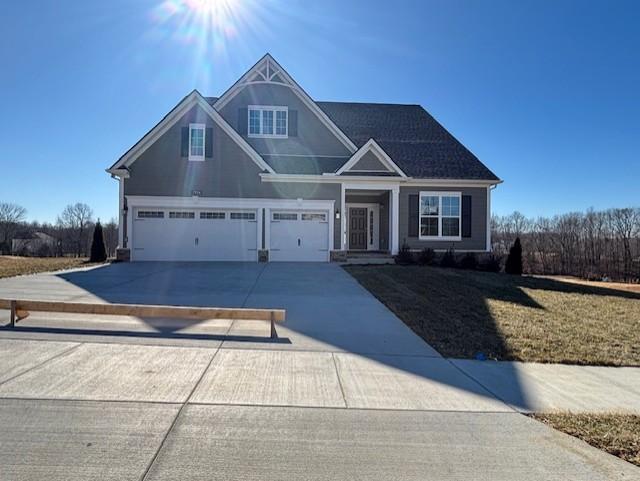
270, 210, 329, 262
132, 208, 257, 262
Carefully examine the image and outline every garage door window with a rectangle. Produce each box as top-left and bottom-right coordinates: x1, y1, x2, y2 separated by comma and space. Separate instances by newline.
137, 211, 164, 219
273, 213, 297, 221
230, 212, 255, 220
200, 212, 225, 219
301, 213, 326, 221
169, 211, 195, 219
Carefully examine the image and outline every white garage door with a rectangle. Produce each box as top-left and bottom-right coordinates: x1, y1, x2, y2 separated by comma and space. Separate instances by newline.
270, 210, 329, 262
132, 208, 257, 261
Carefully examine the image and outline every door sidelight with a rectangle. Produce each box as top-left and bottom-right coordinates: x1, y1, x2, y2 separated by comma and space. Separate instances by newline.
195, 237, 199, 246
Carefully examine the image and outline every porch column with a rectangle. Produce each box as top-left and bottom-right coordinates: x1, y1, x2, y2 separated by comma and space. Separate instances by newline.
340, 184, 346, 250
118, 177, 125, 248
390, 186, 400, 254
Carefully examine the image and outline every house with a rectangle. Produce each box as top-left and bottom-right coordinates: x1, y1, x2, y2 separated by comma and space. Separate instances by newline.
107, 54, 501, 262
12, 232, 58, 257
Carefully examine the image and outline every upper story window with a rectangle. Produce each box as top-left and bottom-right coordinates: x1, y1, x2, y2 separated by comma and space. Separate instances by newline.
189, 123, 205, 161
419, 192, 461, 240
248, 106, 288, 138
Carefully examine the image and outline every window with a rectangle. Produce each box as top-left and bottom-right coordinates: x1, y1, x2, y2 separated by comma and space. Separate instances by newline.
138, 210, 164, 219
247, 106, 288, 138
273, 212, 298, 221
189, 123, 205, 161
419, 192, 461, 239
230, 212, 256, 220
301, 213, 327, 222
169, 211, 195, 219
200, 212, 225, 219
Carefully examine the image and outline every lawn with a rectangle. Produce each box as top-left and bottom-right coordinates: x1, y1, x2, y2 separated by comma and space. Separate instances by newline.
344, 265, 640, 366
0, 256, 94, 279
532, 413, 640, 467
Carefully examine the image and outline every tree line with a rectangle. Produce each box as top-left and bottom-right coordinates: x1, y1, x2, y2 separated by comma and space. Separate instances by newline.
0, 202, 117, 258
492, 207, 640, 281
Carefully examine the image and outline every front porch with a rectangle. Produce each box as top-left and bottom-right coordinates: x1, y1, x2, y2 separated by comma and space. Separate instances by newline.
340, 184, 400, 255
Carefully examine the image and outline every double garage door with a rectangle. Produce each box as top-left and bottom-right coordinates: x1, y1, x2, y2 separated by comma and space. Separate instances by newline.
132, 206, 330, 262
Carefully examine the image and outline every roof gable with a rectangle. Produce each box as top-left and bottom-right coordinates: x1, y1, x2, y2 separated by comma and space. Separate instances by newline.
214, 54, 357, 153
335, 138, 406, 177
108, 90, 274, 175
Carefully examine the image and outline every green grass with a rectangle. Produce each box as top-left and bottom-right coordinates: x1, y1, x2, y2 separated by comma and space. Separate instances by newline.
532, 413, 640, 467
0, 256, 94, 279
344, 265, 640, 366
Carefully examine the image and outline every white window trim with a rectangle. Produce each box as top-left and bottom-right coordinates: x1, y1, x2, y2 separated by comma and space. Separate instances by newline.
418, 191, 462, 241
247, 105, 288, 138
188, 123, 206, 161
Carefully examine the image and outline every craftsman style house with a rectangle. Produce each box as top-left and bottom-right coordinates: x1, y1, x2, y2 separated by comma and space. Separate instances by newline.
107, 54, 501, 262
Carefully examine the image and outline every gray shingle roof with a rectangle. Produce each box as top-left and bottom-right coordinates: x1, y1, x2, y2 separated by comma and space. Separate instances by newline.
316, 102, 499, 181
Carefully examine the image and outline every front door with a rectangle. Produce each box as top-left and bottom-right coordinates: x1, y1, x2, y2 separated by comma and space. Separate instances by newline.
349, 207, 367, 250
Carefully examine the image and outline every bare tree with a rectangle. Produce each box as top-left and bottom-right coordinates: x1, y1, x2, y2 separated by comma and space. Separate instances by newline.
102, 218, 118, 258
57, 203, 94, 257
0, 202, 27, 254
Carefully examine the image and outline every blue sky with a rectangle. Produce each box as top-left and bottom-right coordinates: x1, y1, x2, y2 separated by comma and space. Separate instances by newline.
1, 0, 638, 223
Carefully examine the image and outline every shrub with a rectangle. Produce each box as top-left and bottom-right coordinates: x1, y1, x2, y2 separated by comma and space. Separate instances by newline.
459, 252, 478, 270
505, 237, 523, 275
440, 248, 457, 268
90, 221, 107, 263
417, 248, 436, 266
395, 242, 414, 265
479, 254, 502, 273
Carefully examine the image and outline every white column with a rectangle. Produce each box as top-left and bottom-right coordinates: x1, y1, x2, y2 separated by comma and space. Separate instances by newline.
390, 187, 400, 254
257, 207, 264, 251
340, 184, 346, 251
118, 177, 124, 248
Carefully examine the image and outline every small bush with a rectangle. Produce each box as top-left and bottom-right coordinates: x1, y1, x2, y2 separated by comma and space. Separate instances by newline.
395, 242, 414, 265
440, 248, 457, 268
417, 248, 436, 266
90, 221, 107, 263
505, 237, 523, 275
459, 252, 478, 270
479, 254, 502, 273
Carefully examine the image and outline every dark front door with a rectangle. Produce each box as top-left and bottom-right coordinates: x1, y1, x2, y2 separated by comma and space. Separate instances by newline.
349, 208, 367, 250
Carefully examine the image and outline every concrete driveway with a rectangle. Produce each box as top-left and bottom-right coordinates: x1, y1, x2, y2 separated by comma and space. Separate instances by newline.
0, 262, 637, 480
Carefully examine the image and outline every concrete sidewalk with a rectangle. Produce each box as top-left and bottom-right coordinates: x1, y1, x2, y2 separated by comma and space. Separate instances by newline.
452, 358, 640, 413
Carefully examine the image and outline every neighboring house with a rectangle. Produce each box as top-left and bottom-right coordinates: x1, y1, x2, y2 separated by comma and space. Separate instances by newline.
12, 232, 58, 256
107, 54, 501, 262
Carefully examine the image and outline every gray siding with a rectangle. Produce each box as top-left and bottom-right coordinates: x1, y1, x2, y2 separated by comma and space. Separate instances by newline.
218, 83, 352, 157
124, 105, 342, 249
349, 151, 389, 172
399, 186, 488, 251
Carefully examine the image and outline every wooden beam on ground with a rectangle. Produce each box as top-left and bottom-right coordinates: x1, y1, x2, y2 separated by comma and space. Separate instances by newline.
0, 299, 285, 338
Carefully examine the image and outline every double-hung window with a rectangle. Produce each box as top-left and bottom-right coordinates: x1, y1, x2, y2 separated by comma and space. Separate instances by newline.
189, 123, 205, 161
247, 106, 288, 138
419, 192, 461, 239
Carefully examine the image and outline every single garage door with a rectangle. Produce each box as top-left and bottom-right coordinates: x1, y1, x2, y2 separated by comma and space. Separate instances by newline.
270, 210, 329, 262
132, 208, 257, 261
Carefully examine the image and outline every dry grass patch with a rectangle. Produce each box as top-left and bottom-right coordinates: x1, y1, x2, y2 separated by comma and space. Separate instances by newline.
0, 256, 93, 279
344, 265, 640, 366
532, 413, 640, 467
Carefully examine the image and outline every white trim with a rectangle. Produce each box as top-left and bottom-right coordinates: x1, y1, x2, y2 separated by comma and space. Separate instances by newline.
345, 203, 380, 251
260, 173, 500, 187
214, 54, 357, 153
418, 191, 462, 241
126, 195, 334, 211
248, 105, 288, 138
335, 139, 407, 177
188, 123, 205, 161
390, 187, 399, 254
107, 91, 276, 175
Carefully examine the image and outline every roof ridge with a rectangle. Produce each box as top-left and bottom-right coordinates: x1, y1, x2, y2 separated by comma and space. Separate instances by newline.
316, 100, 421, 107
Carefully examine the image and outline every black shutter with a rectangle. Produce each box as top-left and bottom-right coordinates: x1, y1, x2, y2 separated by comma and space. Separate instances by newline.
205, 127, 213, 158
180, 127, 189, 157
237, 108, 248, 134
288, 110, 298, 136
462, 195, 472, 238
408, 194, 419, 237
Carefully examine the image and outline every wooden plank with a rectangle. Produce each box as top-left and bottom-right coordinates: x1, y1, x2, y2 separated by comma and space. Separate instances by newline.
0, 299, 285, 323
